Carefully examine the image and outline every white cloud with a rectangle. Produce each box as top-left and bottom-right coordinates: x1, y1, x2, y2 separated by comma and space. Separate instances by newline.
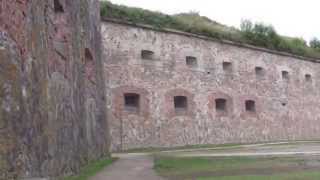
108, 0, 320, 41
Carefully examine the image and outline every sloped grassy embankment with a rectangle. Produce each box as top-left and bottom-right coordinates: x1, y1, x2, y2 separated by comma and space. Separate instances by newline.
101, 1, 320, 60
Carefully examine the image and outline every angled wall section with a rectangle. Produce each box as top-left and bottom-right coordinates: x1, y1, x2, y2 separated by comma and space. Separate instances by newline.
0, 0, 109, 179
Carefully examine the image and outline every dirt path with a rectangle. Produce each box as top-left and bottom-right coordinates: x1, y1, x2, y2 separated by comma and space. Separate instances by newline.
90, 154, 164, 180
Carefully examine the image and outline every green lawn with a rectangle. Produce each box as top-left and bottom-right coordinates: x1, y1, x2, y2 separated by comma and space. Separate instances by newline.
63, 157, 117, 180
154, 156, 320, 180
198, 172, 320, 180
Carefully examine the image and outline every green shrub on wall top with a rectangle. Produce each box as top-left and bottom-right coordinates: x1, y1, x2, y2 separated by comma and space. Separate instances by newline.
310, 38, 320, 50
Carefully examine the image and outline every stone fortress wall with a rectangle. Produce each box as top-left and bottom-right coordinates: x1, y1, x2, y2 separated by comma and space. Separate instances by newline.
102, 20, 320, 151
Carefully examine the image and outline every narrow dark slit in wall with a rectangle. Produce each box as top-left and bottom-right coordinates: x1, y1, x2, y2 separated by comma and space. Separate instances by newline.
282, 71, 289, 80
54, 0, 64, 13
85, 48, 93, 61
84, 48, 95, 84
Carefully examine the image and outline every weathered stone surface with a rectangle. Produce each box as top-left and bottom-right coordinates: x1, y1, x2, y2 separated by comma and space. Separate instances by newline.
102, 21, 320, 151
0, 0, 109, 179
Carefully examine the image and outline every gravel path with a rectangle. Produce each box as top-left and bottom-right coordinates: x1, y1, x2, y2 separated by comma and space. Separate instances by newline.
90, 154, 164, 180
169, 141, 320, 157
176, 151, 320, 157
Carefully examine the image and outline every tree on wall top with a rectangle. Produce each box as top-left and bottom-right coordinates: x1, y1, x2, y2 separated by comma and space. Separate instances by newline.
310, 38, 320, 50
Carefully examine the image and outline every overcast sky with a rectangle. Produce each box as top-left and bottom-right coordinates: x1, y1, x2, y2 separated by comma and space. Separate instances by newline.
109, 0, 319, 42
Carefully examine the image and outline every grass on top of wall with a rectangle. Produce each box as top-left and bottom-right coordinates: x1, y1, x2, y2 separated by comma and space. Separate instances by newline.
63, 157, 117, 180
100, 1, 320, 60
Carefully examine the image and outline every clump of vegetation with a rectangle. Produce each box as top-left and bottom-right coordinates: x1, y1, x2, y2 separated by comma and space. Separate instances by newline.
240, 20, 281, 49
239, 20, 316, 57
310, 38, 320, 50
101, 1, 320, 59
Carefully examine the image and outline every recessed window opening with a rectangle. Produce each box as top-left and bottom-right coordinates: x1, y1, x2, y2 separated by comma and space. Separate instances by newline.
186, 56, 197, 67
124, 93, 140, 111
54, 0, 64, 13
174, 96, 188, 112
245, 100, 256, 112
305, 74, 312, 82
215, 99, 227, 112
141, 50, 155, 60
255, 66, 264, 76
282, 71, 289, 80
223, 62, 232, 73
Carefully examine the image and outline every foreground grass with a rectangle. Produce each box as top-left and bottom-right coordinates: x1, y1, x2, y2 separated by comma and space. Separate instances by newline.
154, 156, 281, 175
64, 157, 117, 180
154, 156, 320, 180
199, 171, 320, 180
